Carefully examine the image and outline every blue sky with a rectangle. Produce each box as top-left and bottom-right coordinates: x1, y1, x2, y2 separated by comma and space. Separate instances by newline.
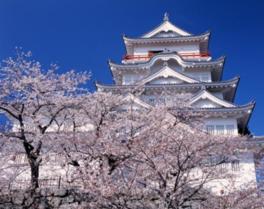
0, 0, 264, 135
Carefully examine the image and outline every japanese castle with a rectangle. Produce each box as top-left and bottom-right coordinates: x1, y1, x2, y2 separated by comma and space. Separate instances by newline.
2, 13, 261, 195
96, 13, 255, 137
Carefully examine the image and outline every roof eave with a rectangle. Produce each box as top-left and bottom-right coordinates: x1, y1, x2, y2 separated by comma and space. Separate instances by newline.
141, 19, 192, 38
109, 53, 224, 71
240, 101, 256, 134
231, 76, 240, 103
96, 77, 240, 93
123, 32, 210, 45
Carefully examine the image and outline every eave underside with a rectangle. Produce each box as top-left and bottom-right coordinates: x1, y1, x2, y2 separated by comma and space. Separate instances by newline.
169, 103, 255, 134
109, 53, 225, 83
96, 79, 239, 102
110, 67, 223, 85
123, 32, 210, 44
123, 32, 210, 55
109, 53, 224, 69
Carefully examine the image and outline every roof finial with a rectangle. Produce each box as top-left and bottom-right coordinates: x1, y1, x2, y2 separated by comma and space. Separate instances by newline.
163, 12, 169, 21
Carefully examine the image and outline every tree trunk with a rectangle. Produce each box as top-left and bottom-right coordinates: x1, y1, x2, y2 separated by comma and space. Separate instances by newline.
23, 140, 42, 191
29, 158, 40, 190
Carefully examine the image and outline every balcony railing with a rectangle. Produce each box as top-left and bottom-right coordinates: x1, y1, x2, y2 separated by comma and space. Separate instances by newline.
123, 52, 210, 61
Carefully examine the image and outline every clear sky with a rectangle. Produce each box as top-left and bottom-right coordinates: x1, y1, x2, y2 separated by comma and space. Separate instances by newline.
0, 0, 264, 135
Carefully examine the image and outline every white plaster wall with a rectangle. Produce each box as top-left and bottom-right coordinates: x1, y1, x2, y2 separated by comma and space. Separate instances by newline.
133, 43, 200, 56
2, 152, 256, 195
191, 99, 221, 108
149, 62, 183, 74
12, 121, 95, 133
148, 65, 212, 83
148, 77, 183, 84
185, 71, 212, 82
122, 74, 144, 85
203, 152, 257, 195
211, 92, 224, 99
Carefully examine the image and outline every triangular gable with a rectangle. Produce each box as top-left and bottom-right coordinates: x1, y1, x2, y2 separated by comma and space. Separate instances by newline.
122, 93, 152, 109
138, 65, 199, 85
189, 90, 235, 108
191, 99, 222, 108
142, 19, 191, 38
148, 77, 183, 85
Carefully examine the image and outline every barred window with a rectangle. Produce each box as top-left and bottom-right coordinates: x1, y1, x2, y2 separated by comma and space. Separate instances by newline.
206, 125, 214, 135
14, 154, 26, 164
231, 158, 240, 171
206, 124, 235, 135
215, 125, 225, 135
226, 125, 235, 135
148, 97, 155, 104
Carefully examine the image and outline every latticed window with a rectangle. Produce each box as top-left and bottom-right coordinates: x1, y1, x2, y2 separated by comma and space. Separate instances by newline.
230, 156, 240, 171
206, 125, 214, 135
39, 178, 59, 188
148, 97, 156, 104
218, 162, 229, 174
226, 125, 235, 135
206, 124, 236, 135
215, 125, 225, 135
12, 154, 27, 164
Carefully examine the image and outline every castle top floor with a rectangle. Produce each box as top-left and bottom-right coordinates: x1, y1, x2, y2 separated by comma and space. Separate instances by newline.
122, 13, 211, 64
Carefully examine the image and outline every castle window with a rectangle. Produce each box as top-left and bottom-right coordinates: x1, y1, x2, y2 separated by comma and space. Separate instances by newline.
215, 125, 225, 135
148, 97, 156, 104
218, 162, 229, 173
148, 50, 163, 55
206, 125, 214, 135
230, 156, 240, 171
13, 154, 26, 164
226, 125, 235, 135
206, 124, 236, 135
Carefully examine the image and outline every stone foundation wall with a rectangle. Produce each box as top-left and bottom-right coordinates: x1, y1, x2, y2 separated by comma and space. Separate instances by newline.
0, 189, 95, 209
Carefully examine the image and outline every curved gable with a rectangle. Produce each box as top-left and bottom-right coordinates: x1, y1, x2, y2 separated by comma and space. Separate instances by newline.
122, 93, 152, 109
191, 99, 222, 108
142, 16, 191, 38
148, 76, 184, 85
189, 90, 236, 108
138, 64, 198, 85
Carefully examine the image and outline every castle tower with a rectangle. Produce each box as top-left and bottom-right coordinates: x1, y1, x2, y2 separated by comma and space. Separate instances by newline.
96, 13, 255, 136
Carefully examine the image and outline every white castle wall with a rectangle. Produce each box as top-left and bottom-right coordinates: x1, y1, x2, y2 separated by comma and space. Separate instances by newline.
203, 152, 257, 195
185, 71, 212, 82
121, 68, 212, 85
191, 99, 222, 108
1, 151, 256, 196
133, 43, 200, 56
148, 77, 183, 84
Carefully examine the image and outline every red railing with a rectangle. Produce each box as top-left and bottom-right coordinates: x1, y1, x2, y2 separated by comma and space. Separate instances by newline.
123, 52, 210, 61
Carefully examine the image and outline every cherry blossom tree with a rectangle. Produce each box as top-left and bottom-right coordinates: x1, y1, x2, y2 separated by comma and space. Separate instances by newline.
0, 51, 262, 208
61, 92, 263, 208
0, 49, 90, 190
